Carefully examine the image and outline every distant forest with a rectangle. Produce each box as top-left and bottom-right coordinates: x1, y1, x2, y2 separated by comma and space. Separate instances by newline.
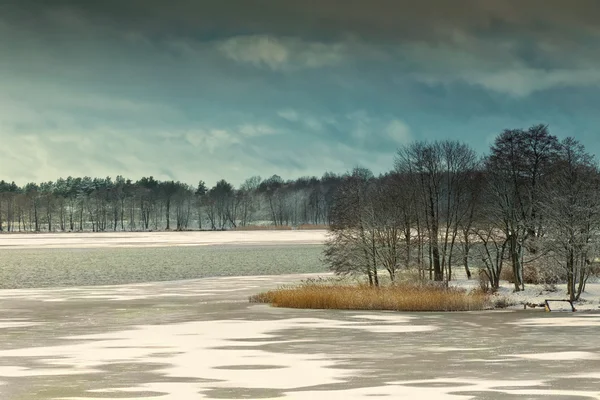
0, 171, 340, 233
2, 125, 600, 298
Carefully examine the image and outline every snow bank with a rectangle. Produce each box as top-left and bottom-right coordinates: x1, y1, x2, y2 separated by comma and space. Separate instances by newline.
452, 275, 600, 312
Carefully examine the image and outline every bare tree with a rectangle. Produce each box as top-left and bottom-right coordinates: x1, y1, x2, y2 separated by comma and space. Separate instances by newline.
395, 140, 478, 282
173, 182, 194, 231
472, 227, 508, 291
370, 173, 411, 281
238, 176, 261, 227
207, 180, 235, 229
541, 137, 600, 301
471, 188, 509, 290
486, 125, 560, 291
160, 181, 179, 230
458, 170, 485, 279
194, 181, 207, 230
325, 167, 380, 285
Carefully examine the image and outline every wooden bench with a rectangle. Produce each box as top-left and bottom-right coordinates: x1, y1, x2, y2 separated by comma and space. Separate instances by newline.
544, 299, 576, 312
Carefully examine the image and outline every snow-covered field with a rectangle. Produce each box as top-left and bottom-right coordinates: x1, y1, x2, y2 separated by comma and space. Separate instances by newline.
0, 230, 328, 249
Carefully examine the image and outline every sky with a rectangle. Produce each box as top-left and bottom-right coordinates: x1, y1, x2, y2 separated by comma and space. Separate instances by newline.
1, 0, 600, 187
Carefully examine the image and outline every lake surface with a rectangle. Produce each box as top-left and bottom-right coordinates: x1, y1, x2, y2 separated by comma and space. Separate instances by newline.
0, 245, 325, 289
1, 274, 599, 399
1, 232, 599, 399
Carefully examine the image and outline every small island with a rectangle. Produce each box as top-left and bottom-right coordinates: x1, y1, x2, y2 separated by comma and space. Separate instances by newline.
252, 128, 600, 312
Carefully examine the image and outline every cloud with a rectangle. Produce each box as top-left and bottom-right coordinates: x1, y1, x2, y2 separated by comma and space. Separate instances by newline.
238, 124, 278, 137
278, 109, 300, 122
0, 84, 181, 137
414, 66, 600, 98
396, 34, 600, 97
162, 124, 279, 155
17, 0, 599, 44
385, 120, 412, 143
217, 35, 346, 71
2, 0, 600, 187
182, 129, 239, 153
467, 68, 600, 97
277, 109, 338, 133
341, 111, 412, 149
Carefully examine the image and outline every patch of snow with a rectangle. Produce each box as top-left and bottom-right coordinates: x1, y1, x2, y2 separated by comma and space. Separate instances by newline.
507, 351, 600, 361
0, 316, 435, 388
0, 320, 42, 329
0, 366, 98, 377
571, 372, 600, 379
510, 316, 600, 327
347, 314, 415, 323
0, 273, 329, 302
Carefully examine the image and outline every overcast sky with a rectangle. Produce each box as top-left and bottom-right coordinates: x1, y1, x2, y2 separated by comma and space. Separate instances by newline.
1, 0, 600, 186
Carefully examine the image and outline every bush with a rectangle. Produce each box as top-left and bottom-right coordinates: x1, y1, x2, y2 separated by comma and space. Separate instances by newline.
588, 261, 600, 278
500, 267, 514, 283
398, 269, 427, 284
499, 263, 566, 285
493, 297, 514, 309
250, 283, 490, 312
524, 261, 566, 285
523, 264, 541, 284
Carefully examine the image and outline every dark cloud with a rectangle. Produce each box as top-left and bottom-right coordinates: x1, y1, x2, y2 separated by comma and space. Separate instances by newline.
7, 0, 600, 42
1, 0, 600, 186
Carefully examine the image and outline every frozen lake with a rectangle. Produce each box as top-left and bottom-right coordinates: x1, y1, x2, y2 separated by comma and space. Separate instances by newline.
1, 275, 600, 399
1, 232, 600, 399
0, 232, 327, 289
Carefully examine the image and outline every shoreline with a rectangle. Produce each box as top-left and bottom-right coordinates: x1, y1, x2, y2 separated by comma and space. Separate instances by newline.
0, 230, 328, 250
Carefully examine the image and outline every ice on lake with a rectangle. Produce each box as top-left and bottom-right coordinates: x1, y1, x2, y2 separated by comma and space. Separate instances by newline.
1, 273, 599, 399
1, 232, 599, 399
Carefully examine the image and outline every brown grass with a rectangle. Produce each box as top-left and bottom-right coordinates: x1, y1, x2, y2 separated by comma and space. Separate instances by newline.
296, 224, 329, 230
233, 224, 328, 231
250, 283, 490, 312
233, 225, 293, 231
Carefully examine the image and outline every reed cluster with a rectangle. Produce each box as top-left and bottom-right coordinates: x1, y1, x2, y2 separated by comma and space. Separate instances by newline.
250, 283, 490, 312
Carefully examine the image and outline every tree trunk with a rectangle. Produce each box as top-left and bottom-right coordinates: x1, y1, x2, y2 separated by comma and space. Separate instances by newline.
34, 202, 39, 232
463, 232, 472, 279
509, 235, 523, 291
431, 239, 443, 281
165, 199, 171, 230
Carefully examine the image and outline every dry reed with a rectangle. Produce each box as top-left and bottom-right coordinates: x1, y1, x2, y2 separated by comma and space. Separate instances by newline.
296, 224, 329, 230
233, 225, 293, 231
250, 283, 490, 312
234, 224, 327, 231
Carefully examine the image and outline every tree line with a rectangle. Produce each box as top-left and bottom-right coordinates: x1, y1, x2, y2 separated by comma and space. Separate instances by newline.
325, 125, 600, 300
2, 124, 599, 299
0, 173, 342, 233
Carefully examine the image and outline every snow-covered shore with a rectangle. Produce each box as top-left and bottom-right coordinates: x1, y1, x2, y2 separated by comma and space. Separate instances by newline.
0, 230, 328, 249
453, 277, 600, 312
